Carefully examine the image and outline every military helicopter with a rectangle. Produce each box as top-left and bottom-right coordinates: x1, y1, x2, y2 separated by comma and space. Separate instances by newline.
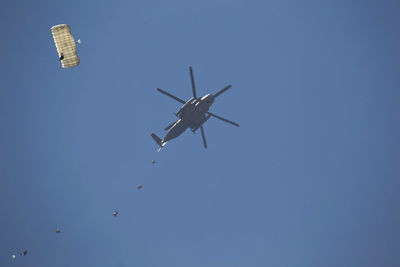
151, 66, 239, 150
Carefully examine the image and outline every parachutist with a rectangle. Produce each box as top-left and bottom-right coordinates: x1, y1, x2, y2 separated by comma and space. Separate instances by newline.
51, 24, 80, 68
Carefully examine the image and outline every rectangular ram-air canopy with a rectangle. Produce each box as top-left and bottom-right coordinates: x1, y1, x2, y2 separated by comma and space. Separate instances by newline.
51, 24, 80, 68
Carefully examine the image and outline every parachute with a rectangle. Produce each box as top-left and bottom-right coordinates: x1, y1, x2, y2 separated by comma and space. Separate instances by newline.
51, 24, 80, 68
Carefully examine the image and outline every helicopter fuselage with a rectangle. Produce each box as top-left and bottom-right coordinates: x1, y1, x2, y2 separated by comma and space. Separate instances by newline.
163, 94, 215, 143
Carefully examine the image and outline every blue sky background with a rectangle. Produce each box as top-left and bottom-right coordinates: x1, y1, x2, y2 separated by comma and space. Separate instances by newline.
1, 0, 400, 266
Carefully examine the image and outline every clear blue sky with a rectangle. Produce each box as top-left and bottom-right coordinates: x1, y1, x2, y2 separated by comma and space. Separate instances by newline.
1, 0, 400, 266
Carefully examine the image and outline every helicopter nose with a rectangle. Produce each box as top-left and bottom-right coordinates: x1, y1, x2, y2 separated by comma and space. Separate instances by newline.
208, 94, 215, 103
200, 94, 215, 106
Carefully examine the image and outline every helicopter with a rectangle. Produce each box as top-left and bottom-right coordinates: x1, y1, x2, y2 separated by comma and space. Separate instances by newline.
151, 66, 239, 150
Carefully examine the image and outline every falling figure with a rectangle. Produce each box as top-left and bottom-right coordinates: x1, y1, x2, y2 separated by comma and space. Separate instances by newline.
152, 160, 156, 164
59, 53, 64, 61
56, 229, 61, 233
20, 250, 28, 256
137, 185, 143, 189
113, 210, 119, 217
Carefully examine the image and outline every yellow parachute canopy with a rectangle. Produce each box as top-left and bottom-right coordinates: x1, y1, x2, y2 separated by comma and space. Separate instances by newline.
51, 24, 80, 68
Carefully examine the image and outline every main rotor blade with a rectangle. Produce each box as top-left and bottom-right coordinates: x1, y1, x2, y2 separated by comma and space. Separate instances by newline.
189, 66, 197, 99
214, 85, 232, 98
157, 88, 186, 104
206, 112, 239, 127
200, 126, 207, 148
